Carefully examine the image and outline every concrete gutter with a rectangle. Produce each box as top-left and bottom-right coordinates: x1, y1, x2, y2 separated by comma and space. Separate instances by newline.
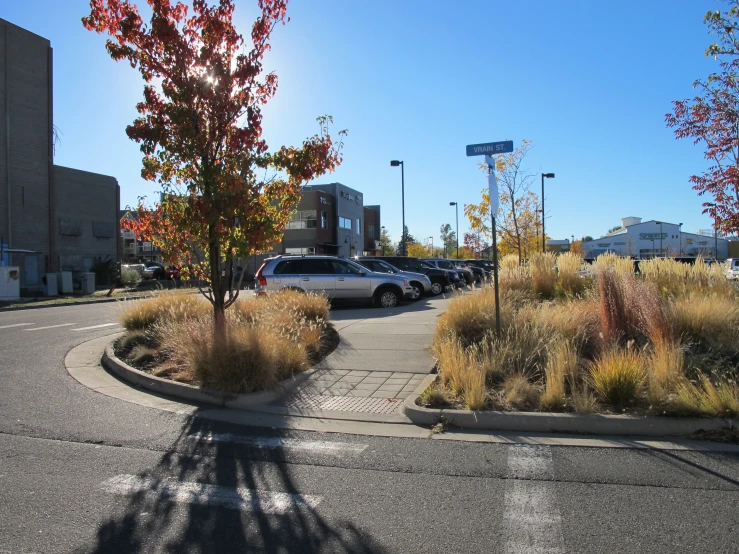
402, 375, 737, 437
102, 340, 314, 409
0, 295, 149, 312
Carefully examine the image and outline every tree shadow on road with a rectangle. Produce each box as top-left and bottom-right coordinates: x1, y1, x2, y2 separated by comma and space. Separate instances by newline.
78, 417, 388, 554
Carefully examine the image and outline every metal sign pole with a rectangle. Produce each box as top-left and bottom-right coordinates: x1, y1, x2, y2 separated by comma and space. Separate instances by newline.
491, 208, 501, 334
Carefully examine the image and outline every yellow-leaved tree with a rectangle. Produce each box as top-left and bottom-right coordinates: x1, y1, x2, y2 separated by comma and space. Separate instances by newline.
464, 140, 546, 264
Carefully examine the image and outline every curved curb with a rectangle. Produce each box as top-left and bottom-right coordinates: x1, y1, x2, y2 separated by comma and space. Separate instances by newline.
102, 340, 315, 409
402, 375, 738, 437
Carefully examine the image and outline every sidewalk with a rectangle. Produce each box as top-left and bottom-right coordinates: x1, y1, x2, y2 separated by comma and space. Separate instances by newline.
267, 295, 453, 417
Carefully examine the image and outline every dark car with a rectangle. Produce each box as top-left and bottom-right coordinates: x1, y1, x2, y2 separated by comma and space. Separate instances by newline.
145, 262, 166, 280
374, 256, 454, 294
356, 256, 438, 297
465, 259, 493, 281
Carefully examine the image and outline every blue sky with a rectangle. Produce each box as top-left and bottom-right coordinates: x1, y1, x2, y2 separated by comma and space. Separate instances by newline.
3, 0, 725, 246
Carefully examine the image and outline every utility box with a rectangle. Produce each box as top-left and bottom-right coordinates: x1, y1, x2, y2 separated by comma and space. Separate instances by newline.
42, 273, 58, 296
81, 272, 96, 295
57, 271, 73, 294
0, 266, 21, 300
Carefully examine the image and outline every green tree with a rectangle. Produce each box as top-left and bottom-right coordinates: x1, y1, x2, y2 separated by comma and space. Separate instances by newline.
379, 227, 396, 255
440, 223, 456, 257
399, 225, 416, 256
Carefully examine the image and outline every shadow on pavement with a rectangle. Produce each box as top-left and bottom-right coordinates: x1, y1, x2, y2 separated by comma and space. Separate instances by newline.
81, 417, 388, 554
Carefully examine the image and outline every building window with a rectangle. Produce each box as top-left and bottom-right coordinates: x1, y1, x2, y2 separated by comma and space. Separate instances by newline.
368, 224, 375, 239
356, 218, 362, 234
321, 211, 327, 229
339, 217, 352, 229
284, 247, 315, 255
287, 210, 317, 229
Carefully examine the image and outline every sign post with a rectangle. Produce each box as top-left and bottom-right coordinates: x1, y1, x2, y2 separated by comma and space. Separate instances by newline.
466, 141, 512, 334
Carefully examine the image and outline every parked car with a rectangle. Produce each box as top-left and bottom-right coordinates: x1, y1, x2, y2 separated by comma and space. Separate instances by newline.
419, 260, 461, 289
255, 255, 414, 307
464, 259, 493, 281
726, 258, 739, 280
374, 256, 455, 294
145, 262, 166, 280
451, 260, 482, 284
424, 258, 474, 286
355, 256, 435, 299
165, 266, 180, 280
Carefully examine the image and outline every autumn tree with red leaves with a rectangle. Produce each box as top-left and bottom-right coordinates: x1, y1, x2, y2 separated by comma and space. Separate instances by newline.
666, 1, 739, 234
83, 0, 345, 333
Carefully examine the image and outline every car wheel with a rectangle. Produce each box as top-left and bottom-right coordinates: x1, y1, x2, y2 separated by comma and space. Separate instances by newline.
376, 289, 399, 308
409, 282, 422, 301
430, 282, 443, 295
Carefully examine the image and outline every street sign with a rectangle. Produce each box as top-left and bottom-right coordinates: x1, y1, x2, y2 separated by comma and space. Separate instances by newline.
466, 140, 513, 157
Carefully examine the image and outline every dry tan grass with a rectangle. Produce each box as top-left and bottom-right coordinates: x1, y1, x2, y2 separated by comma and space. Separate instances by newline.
502, 375, 540, 410
461, 365, 488, 411
639, 256, 735, 298
589, 348, 646, 409
119, 291, 209, 331
569, 379, 599, 414
499, 254, 533, 295
647, 339, 686, 405
434, 287, 498, 346
675, 375, 739, 417
530, 252, 557, 298
541, 341, 578, 411
668, 293, 739, 353
557, 252, 584, 296
434, 338, 487, 409
592, 253, 634, 277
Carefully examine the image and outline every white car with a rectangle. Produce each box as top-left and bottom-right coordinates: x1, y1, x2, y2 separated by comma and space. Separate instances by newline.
726, 258, 739, 280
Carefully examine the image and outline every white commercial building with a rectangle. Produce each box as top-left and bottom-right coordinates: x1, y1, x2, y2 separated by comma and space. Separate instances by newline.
583, 217, 729, 260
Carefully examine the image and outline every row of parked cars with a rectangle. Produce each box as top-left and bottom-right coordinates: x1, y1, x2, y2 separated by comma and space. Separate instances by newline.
254, 255, 495, 308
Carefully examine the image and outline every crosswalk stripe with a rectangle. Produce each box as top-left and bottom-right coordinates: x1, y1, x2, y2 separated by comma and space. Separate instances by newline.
503, 446, 564, 553
24, 323, 76, 331
0, 323, 34, 330
71, 323, 119, 331
189, 432, 368, 454
101, 474, 321, 514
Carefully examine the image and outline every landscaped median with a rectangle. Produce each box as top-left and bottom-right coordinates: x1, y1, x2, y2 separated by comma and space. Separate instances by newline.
403, 253, 739, 437
102, 289, 339, 406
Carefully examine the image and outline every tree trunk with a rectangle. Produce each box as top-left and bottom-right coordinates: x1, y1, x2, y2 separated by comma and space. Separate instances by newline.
209, 229, 226, 343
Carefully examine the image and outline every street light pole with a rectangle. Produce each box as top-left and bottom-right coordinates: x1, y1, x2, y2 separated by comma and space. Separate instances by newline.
381, 226, 386, 256
428, 236, 434, 257
656, 221, 663, 257
678, 223, 683, 256
390, 160, 405, 256
541, 173, 555, 253
450, 202, 458, 259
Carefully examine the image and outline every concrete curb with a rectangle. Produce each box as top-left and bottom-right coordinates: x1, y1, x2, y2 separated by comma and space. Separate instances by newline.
0, 295, 149, 312
402, 375, 738, 437
102, 340, 316, 409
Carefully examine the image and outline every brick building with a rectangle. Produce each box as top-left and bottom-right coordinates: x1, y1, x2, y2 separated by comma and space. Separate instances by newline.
0, 19, 120, 288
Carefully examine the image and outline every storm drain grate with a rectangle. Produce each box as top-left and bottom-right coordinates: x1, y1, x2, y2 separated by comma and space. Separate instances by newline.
280, 393, 403, 414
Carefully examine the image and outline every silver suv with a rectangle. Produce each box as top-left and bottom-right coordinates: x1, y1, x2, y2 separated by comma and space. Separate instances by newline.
255, 255, 415, 308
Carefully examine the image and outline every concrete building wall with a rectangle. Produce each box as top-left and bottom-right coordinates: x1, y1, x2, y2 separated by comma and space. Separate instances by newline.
584, 220, 730, 259
0, 19, 52, 259
54, 165, 119, 271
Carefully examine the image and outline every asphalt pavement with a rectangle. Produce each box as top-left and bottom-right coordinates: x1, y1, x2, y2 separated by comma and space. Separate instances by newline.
1, 299, 738, 553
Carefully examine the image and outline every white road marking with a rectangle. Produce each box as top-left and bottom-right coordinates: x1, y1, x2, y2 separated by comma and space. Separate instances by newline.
0, 323, 34, 330
101, 474, 321, 514
23, 323, 76, 332
189, 432, 368, 454
71, 323, 119, 331
503, 446, 565, 553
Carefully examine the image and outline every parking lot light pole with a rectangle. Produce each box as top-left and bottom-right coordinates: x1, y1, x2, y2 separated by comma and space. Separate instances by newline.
678, 223, 683, 256
541, 173, 555, 253
450, 202, 459, 258
390, 160, 405, 256
656, 221, 663, 257
381, 226, 386, 255
428, 236, 434, 257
